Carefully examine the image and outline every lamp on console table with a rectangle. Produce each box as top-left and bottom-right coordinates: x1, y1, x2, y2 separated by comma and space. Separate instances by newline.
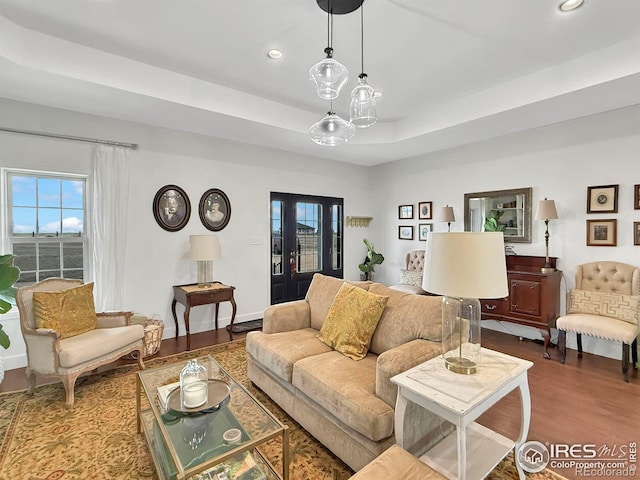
188, 235, 221, 287
439, 205, 455, 232
422, 232, 508, 374
535, 198, 558, 274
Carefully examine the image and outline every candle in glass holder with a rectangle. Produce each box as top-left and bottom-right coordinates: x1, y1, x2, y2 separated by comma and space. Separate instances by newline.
182, 381, 208, 408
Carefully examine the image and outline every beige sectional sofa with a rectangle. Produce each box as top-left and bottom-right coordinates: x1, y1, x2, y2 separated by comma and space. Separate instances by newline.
246, 273, 449, 471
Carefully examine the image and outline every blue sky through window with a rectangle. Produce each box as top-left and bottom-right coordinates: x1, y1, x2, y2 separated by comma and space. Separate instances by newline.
11, 175, 84, 235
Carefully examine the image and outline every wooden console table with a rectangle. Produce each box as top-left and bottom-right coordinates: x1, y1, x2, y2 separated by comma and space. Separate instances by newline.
481, 255, 562, 359
171, 282, 237, 350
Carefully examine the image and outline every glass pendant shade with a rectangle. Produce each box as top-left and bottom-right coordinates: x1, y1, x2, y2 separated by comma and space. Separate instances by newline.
309, 54, 349, 100
309, 112, 355, 146
350, 74, 377, 128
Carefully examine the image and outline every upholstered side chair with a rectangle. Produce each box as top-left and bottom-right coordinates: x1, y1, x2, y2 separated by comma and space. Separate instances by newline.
390, 250, 428, 295
16, 278, 146, 407
556, 261, 639, 382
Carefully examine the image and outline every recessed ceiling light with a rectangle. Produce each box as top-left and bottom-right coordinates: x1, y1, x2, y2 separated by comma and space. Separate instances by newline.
267, 49, 283, 59
559, 0, 583, 11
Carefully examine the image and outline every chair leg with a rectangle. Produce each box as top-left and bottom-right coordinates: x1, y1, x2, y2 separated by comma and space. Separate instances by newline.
558, 330, 566, 364
632, 338, 638, 370
62, 373, 81, 409
622, 343, 630, 383
137, 349, 146, 370
577, 333, 583, 358
26, 369, 37, 395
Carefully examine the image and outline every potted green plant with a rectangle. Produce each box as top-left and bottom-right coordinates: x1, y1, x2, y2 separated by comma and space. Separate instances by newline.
358, 239, 384, 281
483, 210, 506, 233
0, 254, 20, 349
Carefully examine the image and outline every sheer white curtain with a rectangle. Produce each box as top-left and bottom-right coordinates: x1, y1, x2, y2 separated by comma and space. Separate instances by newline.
91, 145, 131, 311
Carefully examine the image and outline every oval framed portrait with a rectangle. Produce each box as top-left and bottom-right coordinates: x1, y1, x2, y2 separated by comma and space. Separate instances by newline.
199, 188, 231, 231
152, 185, 191, 232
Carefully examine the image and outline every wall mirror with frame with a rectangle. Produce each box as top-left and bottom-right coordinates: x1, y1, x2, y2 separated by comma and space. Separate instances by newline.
464, 187, 533, 243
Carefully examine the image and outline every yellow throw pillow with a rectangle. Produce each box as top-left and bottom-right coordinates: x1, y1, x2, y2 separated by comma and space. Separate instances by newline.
33, 283, 98, 339
318, 282, 389, 360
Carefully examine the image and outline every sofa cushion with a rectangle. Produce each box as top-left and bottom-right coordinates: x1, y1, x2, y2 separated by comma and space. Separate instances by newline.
246, 328, 332, 383
33, 283, 98, 339
292, 350, 394, 442
568, 289, 639, 324
367, 284, 443, 355
58, 324, 144, 367
349, 445, 446, 480
556, 314, 639, 343
306, 274, 371, 330
318, 283, 389, 360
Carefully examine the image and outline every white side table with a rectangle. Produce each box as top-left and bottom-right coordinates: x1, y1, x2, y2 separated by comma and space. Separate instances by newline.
391, 348, 533, 480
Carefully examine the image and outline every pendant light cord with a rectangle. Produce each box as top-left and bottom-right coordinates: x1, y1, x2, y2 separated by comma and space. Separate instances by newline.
360, 3, 365, 74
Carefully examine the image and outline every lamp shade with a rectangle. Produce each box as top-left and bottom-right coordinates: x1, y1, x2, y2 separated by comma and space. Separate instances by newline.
188, 235, 221, 261
535, 199, 558, 221
309, 112, 355, 146
422, 232, 508, 299
439, 206, 455, 223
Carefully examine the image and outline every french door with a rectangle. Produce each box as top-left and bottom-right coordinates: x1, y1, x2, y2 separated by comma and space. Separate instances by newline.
270, 192, 343, 304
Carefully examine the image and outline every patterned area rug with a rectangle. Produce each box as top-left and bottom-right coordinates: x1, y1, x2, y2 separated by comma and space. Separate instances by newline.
0, 340, 567, 480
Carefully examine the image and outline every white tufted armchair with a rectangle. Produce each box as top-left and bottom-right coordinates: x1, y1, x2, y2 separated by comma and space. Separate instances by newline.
556, 261, 639, 382
390, 250, 428, 295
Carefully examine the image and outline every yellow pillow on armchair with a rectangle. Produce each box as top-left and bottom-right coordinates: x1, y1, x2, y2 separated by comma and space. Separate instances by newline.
33, 283, 98, 339
318, 282, 389, 360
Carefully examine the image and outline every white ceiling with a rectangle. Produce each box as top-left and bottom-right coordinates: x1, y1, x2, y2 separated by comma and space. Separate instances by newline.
0, 0, 639, 166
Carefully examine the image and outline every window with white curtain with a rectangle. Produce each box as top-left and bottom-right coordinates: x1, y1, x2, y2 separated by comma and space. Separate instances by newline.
4, 170, 87, 287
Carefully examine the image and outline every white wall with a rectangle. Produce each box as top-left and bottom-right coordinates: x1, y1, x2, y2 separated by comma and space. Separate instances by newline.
369, 104, 640, 360
0, 99, 374, 369
1, 99, 638, 369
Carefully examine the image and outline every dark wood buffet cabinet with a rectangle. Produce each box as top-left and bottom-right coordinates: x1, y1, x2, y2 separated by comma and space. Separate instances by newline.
480, 255, 562, 358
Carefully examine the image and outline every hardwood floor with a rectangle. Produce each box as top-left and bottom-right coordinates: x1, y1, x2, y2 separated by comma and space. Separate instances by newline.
2, 328, 637, 479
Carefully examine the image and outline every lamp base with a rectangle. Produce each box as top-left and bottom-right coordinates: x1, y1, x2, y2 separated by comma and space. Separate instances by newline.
541, 266, 556, 274
444, 356, 477, 375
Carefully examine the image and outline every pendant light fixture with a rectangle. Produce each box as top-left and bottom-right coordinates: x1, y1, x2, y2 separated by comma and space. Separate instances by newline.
309, 102, 356, 146
309, 4, 349, 100
350, 2, 376, 128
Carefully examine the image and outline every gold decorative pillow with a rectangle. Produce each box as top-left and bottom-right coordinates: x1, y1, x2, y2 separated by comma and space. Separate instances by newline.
33, 283, 98, 338
568, 289, 640, 325
317, 282, 389, 360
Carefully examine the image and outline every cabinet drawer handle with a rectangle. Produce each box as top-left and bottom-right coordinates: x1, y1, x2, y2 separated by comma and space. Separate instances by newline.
485, 305, 497, 310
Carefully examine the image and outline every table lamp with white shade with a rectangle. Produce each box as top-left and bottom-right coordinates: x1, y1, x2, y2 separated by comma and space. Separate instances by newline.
439, 205, 455, 232
422, 232, 508, 374
188, 235, 221, 287
535, 198, 558, 274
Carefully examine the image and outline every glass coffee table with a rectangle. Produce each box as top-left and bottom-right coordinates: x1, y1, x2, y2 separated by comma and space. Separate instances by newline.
137, 355, 289, 480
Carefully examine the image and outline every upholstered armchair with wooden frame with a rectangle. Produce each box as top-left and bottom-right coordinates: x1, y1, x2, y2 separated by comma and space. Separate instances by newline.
16, 278, 146, 408
390, 250, 428, 295
556, 261, 639, 382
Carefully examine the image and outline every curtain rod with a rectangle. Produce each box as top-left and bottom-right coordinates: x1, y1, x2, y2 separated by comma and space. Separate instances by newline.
0, 127, 138, 150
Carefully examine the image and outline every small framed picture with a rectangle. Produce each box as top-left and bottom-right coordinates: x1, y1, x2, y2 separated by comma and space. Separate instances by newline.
199, 188, 231, 231
587, 185, 618, 213
153, 184, 191, 232
634, 184, 640, 210
418, 201, 433, 220
586, 219, 617, 247
399, 205, 414, 219
634, 222, 640, 246
398, 225, 414, 240
419, 223, 433, 241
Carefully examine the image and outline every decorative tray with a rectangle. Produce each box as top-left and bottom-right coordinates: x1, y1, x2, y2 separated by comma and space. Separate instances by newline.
166, 379, 231, 415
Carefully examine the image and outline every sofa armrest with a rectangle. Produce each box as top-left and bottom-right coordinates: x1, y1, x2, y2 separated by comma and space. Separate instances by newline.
375, 339, 442, 408
262, 300, 311, 334
97, 311, 132, 328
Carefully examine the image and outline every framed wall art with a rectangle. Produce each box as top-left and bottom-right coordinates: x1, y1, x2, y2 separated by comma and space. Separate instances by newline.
199, 188, 231, 231
418, 201, 433, 220
399, 205, 414, 219
586, 219, 617, 247
153, 184, 191, 232
419, 223, 433, 241
634, 184, 640, 210
634, 222, 640, 246
398, 225, 414, 240
587, 185, 618, 213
